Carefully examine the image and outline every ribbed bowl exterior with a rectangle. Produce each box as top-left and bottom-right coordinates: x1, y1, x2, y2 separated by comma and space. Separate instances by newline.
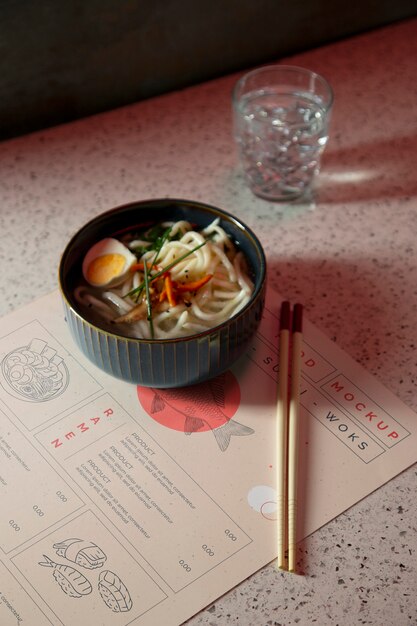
62, 283, 265, 388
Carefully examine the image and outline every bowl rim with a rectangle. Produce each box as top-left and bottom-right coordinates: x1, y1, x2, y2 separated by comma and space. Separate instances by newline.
58, 198, 267, 344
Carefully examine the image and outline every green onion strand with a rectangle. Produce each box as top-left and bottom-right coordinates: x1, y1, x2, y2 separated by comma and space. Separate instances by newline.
150, 226, 171, 271
143, 260, 154, 339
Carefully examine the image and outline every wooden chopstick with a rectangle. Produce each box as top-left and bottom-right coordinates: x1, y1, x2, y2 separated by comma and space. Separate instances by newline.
276, 301, 290, 569
277, 301, 303, 573
287, 303, 303, 572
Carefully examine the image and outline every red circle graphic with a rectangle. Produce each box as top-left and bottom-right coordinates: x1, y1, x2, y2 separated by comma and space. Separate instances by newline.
137, 371, 241, 433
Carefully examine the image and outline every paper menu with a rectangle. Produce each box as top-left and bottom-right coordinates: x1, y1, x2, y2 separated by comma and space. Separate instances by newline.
0, 289, 416, 626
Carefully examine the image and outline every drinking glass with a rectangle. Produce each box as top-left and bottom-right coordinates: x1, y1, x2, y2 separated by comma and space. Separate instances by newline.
232, 65, 334, 201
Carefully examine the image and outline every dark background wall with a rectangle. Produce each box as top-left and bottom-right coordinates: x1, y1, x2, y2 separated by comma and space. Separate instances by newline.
1, 0, 416, 140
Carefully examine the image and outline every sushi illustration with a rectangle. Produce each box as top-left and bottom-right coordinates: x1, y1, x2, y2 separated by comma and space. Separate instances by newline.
150, 372, 254, 451
98, 570, 133, 612
52, 538, 107, 569
38, 555, 92, 598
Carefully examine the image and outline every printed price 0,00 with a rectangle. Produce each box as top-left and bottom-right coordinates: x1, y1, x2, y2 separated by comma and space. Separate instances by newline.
225, 529, 237, 541
56, 490, 67, 503
9, 520, 20, 532
178, 559, 192, 572
202, 544, 214, 557
33, 505, 45, 517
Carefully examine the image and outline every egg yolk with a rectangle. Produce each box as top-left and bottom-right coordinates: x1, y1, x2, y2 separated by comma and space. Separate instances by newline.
86, 253, 126, 286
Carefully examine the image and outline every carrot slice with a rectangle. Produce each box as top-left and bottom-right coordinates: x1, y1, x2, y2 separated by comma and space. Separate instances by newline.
130, 262, 156, 273
176, 274, 213, 293
159, 289, 167, 303
164, 274, 177, 307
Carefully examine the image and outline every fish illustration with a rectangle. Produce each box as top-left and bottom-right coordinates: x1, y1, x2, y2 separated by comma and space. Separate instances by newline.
150, 373, 254, 451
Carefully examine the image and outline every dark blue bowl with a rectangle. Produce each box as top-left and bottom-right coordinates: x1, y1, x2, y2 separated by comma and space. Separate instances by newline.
58, 198, 266, 388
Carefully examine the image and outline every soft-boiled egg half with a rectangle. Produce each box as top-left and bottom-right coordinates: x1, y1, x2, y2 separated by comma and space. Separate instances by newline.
82, 238, 137, 288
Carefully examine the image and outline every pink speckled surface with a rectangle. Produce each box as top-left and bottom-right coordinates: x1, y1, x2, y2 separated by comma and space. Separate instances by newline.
0, 18, 416, 626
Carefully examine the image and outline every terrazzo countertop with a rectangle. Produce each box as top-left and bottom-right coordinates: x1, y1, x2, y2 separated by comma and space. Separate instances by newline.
1, 18, 417, 626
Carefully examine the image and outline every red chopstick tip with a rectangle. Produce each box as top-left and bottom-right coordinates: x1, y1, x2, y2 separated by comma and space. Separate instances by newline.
292, 303, 303, 333
279, 301, 291, 331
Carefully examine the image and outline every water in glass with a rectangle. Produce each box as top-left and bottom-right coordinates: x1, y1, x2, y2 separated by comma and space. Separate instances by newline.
234, 88, 330, 200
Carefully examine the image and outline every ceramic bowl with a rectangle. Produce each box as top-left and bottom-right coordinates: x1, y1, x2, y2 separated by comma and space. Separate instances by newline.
58, 198, 266, 388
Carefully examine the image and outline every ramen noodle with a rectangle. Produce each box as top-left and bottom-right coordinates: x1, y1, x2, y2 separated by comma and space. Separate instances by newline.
74, 219, 254, 339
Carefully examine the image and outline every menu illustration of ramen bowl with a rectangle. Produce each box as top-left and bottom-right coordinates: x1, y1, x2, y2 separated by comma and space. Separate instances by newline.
1, 338, 69, 402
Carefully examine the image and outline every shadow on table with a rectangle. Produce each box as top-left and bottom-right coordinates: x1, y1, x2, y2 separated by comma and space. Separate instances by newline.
249, 248, 402, 368
237, 250, 404, 408
266, 254, 403, 376
318, 134, 417, 203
